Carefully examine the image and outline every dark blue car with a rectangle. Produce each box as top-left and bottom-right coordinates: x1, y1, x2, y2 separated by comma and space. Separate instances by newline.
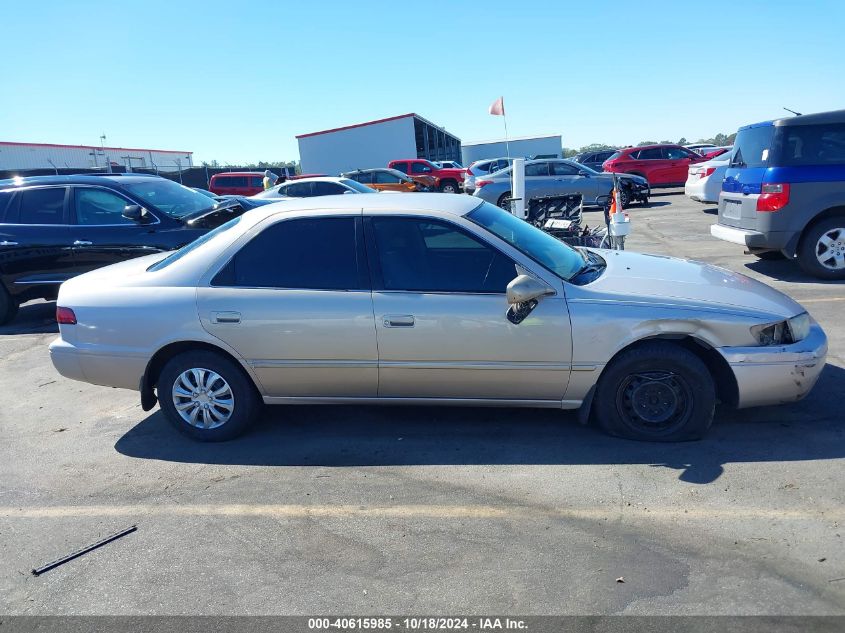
711, 109, 845, 278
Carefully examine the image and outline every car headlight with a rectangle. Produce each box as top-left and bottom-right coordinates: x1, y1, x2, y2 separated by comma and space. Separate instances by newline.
751, 312, 810, 345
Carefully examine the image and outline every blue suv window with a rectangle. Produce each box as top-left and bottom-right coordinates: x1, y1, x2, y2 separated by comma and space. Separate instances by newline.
775, 123, 845, 166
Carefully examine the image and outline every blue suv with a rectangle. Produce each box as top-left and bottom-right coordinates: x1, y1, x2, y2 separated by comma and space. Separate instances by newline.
711, 109, 845, 279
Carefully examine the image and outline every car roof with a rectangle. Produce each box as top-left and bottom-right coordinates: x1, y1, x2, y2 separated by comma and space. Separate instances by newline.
246, 192, 483, 219
625, 143, 681, 151
211, 171, 266, 177
0, 173, 170, 189
284, 176, 353, 183
774, 108, 845, 128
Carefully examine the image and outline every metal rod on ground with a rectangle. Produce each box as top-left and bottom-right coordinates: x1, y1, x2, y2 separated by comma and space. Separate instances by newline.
31, 525, 137, 576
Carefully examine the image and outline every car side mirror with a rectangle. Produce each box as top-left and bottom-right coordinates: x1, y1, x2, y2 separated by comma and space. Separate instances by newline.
122, 204, 149, 222
506, 275, 554, 325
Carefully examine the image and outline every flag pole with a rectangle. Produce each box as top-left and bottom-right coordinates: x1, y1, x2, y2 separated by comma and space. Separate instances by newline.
503, 113, 511, 158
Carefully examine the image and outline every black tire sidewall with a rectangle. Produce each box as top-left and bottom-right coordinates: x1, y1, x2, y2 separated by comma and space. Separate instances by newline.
498, 192, 511, 209
0, 286, 18, 326
440, 180, 458, 193
158, 350, 260, 441
594, 343, 715, 442
798, 218, 845, 280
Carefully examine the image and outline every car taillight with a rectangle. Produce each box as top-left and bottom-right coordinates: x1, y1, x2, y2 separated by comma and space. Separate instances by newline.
757, 183, 790, 212
476, 180, 492, 188
56, 307, 77, 325
702, 167, 716, 178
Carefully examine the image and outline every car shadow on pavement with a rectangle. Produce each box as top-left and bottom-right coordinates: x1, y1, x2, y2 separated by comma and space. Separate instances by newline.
744, 259, 845, 284
0, 300, 57, 335
114, 364, 845, 485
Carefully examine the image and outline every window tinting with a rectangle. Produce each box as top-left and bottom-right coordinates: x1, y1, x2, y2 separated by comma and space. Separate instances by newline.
282, 182, 313, 197
351, 172, 374, 184
375, 171, 402, 184
74, 188, 134, 225
636, 148, 664, 160
19, 187, 66, 224
551, 162, 579, 176
411, 162, 432, 174
216, 176, 247, 188
249, 176, 263, 187
525, 162, 550, 177
392, 162, 408, 173
371, 217, 516, 293
313, 181, 347, 196
216, 217, 360, 290
774, 123, 845, 166
666, 147, 693, 160
731, 126, 774, 169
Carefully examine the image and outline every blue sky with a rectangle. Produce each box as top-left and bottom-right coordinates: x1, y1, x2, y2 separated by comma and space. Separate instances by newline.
2, 1, 844, 164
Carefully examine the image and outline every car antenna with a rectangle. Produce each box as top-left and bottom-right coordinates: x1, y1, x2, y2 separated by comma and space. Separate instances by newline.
783, 107, 802, 116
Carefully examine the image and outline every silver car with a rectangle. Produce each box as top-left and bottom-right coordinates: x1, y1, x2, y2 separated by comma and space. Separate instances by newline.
464, 157, 514, 195
50, 194, 826, 442
474, 159, 649, 208
251, 176, 376, 199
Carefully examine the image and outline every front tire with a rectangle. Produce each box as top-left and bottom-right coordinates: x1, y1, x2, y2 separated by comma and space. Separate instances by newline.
593, 342, 715, 442
440, 180, 459, 194
798, 218, 845, 279
158, 350, 261, 441
497, 192, 512, 210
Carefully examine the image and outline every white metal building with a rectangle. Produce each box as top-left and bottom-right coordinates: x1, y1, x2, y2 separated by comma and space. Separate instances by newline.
296, 113, 461, 175
0, 141, 194, 173
461, 134, 562, 165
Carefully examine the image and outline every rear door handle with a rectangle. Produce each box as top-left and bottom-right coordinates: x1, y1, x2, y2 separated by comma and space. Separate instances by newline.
212, 311, 241, 324
383, 314, 415, 328
73, 240, 93, 246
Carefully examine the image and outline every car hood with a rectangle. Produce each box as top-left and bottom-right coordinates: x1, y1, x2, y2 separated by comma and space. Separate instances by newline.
576, 250, 804, 319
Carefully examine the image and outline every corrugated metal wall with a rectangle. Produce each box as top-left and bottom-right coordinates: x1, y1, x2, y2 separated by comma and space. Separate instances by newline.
0, 143, 193, 173
461, 136, 562, 165
297, 117, 418, 175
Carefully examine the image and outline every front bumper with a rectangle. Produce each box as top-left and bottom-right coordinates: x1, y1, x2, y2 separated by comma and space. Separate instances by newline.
718, 322, 828, 408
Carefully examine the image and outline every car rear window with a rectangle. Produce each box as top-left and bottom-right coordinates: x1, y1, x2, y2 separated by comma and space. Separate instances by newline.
731, 126, 774, 169
607, 151, 622, 161
772, 123, 845, 166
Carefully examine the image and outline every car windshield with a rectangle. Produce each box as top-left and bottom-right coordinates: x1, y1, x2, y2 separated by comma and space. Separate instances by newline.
467, 201, 584, 280
147, 216, 242, 272
123, 179, 215, 219
339, 178, 378, 193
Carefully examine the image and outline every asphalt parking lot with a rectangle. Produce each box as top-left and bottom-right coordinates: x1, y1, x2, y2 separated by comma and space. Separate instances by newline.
1, 190, 844, 615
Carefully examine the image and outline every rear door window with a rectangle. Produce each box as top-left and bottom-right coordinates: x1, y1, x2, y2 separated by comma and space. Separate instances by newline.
214, 217, 363, 290
282, 182, 313, 197
525, 162, 550, 176
774, 123, 845, 166
551, 162, 579, 176
313, 181, 347, 196
636, 148, 664, 160
18, 187, 68, 224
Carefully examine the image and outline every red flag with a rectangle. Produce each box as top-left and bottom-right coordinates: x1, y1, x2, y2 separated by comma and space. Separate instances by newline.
488, 96, 505, 116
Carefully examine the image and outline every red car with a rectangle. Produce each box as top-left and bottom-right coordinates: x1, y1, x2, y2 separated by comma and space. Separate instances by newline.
208, 172, 266, 196
388, 159, 465, 193
602, 144, 706, 188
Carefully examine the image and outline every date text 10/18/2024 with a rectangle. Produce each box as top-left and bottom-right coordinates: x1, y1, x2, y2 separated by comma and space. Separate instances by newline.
308, 618, 528, 630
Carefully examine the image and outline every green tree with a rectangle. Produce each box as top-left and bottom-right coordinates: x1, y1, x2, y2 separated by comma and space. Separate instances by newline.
677, 137, 688, 145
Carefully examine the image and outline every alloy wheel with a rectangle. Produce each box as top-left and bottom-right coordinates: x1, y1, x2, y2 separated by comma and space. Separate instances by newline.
815, 227, 845, 270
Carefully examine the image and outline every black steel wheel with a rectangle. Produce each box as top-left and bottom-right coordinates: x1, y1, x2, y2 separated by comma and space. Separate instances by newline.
594, 342, 715, 441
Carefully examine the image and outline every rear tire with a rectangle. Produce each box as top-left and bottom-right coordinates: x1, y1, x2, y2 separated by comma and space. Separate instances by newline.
158, 350, 261, 441
593, 342, 715, 442
0, 286, 19, 326
497, 192, 512, 210
797, 217, 845, 280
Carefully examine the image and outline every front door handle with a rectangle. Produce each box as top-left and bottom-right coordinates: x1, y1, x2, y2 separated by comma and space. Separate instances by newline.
212, 311, 241, 324
383, 314, 415, 328
73, 240, 93, 246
